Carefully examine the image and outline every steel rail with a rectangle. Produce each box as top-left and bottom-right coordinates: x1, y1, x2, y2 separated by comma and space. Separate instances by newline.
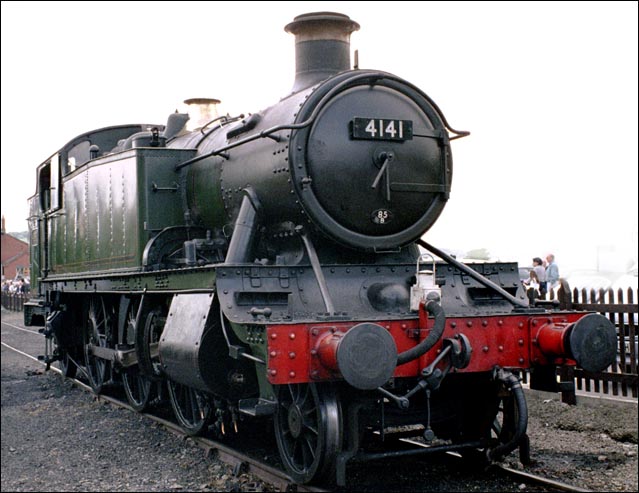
493, 464, 593, 493
1, 320, 43, 335
402, 439, 595, 493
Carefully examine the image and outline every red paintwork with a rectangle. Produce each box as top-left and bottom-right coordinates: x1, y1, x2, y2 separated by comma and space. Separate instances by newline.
265, 306, 586, 385
534, 321, 569, 358
315, 332, 342, 370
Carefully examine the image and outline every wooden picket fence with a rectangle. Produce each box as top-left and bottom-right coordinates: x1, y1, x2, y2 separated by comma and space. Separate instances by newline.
554, 284, 638, 400
1, 292, 27, 311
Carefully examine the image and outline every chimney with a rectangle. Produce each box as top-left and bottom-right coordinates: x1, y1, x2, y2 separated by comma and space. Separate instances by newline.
285, 12, 360, 93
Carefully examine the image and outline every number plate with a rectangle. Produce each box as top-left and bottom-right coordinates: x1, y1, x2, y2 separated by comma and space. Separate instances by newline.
351, 118, 413, 141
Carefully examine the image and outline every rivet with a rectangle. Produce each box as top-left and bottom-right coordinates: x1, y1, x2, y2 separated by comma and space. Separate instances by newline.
532, 320, 538, 326
310, 370, 319, 379
289, 333, 296, 340
467, 321, 473, 328
451, 322, 457, 329
519, 357, 525, 364
311, 328, 319, 336
518, 339, 524, 346
498, 320, 504, 326
310, 349, 317, 356
483, 346, 489, 353
498, 345, 504, 352
289, 352, 296, 359
482, 320, 488, 327
270, 369, 277, 376
270, 351, 276, 358
518, 322, 524, 328
289, 371, 296, 378
271, 333, 278, 340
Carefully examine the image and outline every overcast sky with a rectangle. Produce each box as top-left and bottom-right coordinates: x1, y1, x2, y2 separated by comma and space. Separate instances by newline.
1, 1, 637, 273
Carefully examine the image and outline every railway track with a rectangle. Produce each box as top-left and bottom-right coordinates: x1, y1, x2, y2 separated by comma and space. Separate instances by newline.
1, 315, 597, 492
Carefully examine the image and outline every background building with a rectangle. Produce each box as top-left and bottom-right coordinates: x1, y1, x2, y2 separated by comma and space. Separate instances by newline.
1, 215, 29, 280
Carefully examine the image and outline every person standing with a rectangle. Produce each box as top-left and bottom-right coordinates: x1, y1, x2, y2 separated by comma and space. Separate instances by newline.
545, 253, 559, 293
532, 257, 547, 297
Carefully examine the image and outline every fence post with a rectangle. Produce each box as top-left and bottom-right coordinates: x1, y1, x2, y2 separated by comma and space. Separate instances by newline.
559, 365, 576, 405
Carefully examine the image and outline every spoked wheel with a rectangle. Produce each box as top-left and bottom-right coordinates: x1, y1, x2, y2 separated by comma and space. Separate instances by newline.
461, 381, 526, 466
491, 391, 518, 447
121, 299, 154, 412
123, 368, 152, 412
490, 387, 529, 463
83, 296, 111, 393
137, 307, 165, 378
274, 383, 342, 485
167, 380, 212, 436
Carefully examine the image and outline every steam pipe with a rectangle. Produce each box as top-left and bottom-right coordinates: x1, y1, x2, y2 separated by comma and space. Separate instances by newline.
299, 231, 335, 314
396, 300, 446, 366
224, 189, 260, 264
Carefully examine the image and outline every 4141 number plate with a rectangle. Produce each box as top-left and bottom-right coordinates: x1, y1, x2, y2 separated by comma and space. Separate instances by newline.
351, 118, 413, 141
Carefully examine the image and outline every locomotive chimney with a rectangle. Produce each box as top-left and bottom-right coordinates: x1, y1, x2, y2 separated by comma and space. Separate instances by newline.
285, 12, 360, 93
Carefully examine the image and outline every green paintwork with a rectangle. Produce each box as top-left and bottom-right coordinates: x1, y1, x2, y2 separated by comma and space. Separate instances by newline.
229, 321, 275, 401
46, 148, 195, 275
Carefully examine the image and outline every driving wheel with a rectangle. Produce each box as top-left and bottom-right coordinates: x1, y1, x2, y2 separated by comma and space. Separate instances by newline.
83, 296, 111, 393
274, 383, 342, 484
122, 299, 154, 412
167, 380, 212, 436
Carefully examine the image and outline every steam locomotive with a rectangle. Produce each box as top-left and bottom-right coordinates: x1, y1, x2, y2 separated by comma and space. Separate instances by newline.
25, 12, 616, 486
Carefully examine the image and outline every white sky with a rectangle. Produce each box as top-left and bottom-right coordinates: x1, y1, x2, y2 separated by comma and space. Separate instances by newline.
1, 1, 637, 274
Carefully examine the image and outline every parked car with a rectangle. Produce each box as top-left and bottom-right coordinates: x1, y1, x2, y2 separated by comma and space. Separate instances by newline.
563, 270, 613, 302
611, 262, 638, 294
519, 266, 532, 283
